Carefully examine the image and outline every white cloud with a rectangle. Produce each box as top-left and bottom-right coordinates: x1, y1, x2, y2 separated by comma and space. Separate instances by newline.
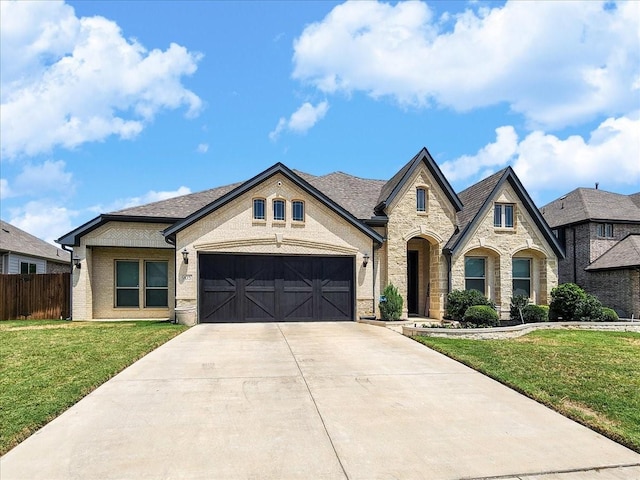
293, 1, 640, 129
442, 111, 640, 193
92, 186, 192, 213
269, 101, 329, 140
196, 143, 209, 153
8, 201, 78, 245
0, 0, 202, 158
0, 179, 12, 200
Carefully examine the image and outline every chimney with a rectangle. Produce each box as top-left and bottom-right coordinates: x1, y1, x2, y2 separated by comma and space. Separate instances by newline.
595, 182, 599, 190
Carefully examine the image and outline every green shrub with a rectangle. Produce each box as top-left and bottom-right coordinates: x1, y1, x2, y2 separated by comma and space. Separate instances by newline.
549, 283, 604, 321
463, 305, 499, 327
600, 307, 619, 322
379, 283, 403, 321
510, 294, 529, 322
522, 304, 548, 323
446, 290, 494, 321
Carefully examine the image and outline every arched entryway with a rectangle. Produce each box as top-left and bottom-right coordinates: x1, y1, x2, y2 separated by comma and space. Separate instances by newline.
406, 236, 439, 317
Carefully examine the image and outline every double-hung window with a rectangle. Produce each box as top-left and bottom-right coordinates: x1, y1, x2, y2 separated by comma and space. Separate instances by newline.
273, 199, 285, 221
494, 203, 514, 228
416, 187, 427, 213
253, 198, 265, 220
115, 261, 140, 307
465, 257, 486, 294
145, 261, 168, 307
292, 200, 305, 222
512, 258, 531, 298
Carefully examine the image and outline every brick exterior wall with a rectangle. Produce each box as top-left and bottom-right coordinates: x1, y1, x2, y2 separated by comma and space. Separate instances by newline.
450, 184, 558, 318
557, 221, 640, 317
174, 173, 376, 322
72, 222, 173, 320
46, 261, 71, 274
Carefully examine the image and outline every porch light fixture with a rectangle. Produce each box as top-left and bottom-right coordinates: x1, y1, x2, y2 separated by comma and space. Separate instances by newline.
181, 248, 189, 264
362, 252, 370, 267
73, 254, 81, 269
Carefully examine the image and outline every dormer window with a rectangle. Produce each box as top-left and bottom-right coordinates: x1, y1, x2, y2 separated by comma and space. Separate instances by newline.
416, 187, 427, 213
494, 203, 514, 228
273, 199, 286, 221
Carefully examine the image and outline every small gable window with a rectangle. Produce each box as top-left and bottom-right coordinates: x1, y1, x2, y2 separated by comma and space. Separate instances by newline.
597, 223, 613, 238
512, 258, 531, 298
253, 198, 266, 220
465, 257, 486, 294
273, 199, 286, 221
292, 200, 305, 222
494, 203, 514, 228
416, 187, 427, 212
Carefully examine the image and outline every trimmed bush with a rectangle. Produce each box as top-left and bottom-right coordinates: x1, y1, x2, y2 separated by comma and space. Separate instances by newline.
510, 294, 529, 322
463, 305, 500, 327
600, 307, 619, 322
522, 304, 549, 323
446, 290, 494, 321
379, 283, 403, 321
549, 283, 604, 321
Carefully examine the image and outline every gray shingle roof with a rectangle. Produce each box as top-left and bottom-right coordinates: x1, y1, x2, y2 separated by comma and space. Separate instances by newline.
585, 234, 640, 270
0, 220, 70, 263
444, 168, 507, 251
111, 171, 386, 221
540, 188, 640, 228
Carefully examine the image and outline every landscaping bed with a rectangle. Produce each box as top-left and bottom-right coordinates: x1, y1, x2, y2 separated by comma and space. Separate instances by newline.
0, 320, 187, 455
415, 329, 640, 452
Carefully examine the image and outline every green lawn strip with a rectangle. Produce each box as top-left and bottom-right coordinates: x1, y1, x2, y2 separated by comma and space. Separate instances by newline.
415, 330, 640, 453
0, 320, 187, 455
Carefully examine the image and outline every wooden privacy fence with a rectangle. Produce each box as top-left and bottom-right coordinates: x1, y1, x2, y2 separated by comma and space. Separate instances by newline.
0, 273, 70, 320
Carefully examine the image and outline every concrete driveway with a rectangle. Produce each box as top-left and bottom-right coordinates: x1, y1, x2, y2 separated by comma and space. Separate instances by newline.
2, 322, 639, 480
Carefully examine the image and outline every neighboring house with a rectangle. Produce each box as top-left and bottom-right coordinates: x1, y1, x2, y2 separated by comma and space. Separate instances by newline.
57, 148, 562, 324
541, 188, 640, 318
1, 220, 71, 274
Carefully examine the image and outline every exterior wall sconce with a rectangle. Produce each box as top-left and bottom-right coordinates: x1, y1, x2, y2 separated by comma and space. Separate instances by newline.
362, 252, 370, 267
181, 248, 189, 264
73, 255, 81, 269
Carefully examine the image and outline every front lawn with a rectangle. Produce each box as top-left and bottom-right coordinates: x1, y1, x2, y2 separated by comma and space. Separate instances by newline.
415, 330, 640, 452
0, 320, 187, 455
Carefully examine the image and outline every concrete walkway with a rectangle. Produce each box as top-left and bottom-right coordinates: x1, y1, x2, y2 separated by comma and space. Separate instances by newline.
2, 322, 638, 479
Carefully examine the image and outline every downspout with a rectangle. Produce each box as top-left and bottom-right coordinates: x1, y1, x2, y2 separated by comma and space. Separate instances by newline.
164, 234, 178, 323
62, 245, 73, 320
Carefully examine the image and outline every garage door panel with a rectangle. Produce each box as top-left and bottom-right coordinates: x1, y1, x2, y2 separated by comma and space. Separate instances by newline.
199, 254, 353, 323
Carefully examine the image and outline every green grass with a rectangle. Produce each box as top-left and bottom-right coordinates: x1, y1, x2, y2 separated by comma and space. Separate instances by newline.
415, 330, 640, 452
0, 320, 187, 455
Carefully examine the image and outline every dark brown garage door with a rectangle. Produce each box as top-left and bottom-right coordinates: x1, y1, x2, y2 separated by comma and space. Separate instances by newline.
199, 254, 354, 323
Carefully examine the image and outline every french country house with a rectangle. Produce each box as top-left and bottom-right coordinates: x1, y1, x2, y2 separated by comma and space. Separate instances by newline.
541, 188, 640, 318
57, 148, 563, 324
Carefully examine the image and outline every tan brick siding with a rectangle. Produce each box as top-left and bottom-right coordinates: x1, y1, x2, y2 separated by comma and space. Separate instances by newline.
175, 173, 377, 321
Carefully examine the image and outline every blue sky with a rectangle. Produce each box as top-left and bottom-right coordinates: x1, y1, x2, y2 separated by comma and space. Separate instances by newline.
1, 0, 638, 244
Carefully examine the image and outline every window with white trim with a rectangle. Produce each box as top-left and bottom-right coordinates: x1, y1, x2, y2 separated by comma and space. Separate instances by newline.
512, 258, 531, 298
464, 257, 486, 294
494, 203, 514, 228
273, 199, 285, 221
416, 187, 427, 212
253, 198, 265, 220
292, 200, 305, 222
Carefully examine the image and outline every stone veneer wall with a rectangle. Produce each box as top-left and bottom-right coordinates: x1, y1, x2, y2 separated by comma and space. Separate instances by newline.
451, 183, 558, 318
174, 173, 377, 322
384, 165, 458, 320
